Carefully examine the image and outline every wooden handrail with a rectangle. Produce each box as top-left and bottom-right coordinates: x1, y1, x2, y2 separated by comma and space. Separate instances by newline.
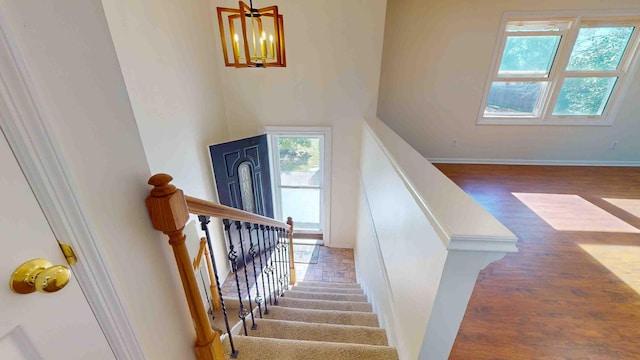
186, 195, 287, 228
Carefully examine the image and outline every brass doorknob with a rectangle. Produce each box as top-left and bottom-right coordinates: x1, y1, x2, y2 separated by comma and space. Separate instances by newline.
9, 259, 71, 294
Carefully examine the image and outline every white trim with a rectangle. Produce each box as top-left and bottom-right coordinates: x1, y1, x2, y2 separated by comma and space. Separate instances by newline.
478, 118, 614, 126
264, 126, 333, 134
449, 234, 519, 253
0, 12, 145, 360
264, 126, 332, 247
428, 157, 640, 167
0, 326, 43, 360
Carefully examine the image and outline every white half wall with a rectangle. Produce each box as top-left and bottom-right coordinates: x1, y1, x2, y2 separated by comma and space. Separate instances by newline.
377, 0, 640, 163
358, 120, 448, 359
212, 0, 388, 248
354, 182, 400, 351
356, 118, 517, 359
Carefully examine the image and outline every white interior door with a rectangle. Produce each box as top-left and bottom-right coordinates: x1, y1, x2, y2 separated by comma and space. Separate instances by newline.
0, 132, 114, 360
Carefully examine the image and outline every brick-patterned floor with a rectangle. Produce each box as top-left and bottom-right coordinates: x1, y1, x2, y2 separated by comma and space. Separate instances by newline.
294, 246, 356, 283
219, 245, 356, 300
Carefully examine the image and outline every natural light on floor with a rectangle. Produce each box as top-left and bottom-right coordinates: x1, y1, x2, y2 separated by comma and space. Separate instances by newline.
512, 193, 640, 233
579, 244, 640, 295
603, 198, 640, 219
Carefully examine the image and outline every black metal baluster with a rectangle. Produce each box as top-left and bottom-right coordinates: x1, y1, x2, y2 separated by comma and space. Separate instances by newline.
224, 219, 249, 336
283, 228, 290, 290
271, 226, 283, 298
268, 226, 280, 304
235, 221, 257, 330
199, 216, 237, 358
260, 225, 274, 306
254, 224, 269, 314
246, 222, 263, 319
277, 228, 286, 294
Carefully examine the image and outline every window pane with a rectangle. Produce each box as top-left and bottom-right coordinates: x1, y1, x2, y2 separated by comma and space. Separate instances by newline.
238, 162, 255, 213
485, 82, 545, 116
567, 27, 634, 71
552, 77, 617, 116
281, 188, 320, 230
498, 36, 561, 77
278, 137, 321, 186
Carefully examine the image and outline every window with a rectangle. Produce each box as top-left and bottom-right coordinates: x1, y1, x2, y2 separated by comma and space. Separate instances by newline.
274, 135, 323, 231
479, 14, 640, 125
266, 127, 332, 245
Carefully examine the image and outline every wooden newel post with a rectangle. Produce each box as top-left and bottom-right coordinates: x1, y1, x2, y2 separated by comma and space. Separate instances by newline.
286, 217, 296, 285
146, 174, 225, 360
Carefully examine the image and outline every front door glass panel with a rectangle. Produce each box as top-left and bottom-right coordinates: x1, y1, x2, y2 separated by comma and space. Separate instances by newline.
238, 162, 256, 213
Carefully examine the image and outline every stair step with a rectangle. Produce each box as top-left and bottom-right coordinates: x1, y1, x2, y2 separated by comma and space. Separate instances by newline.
296, 281, 361, 289
211, 297, 243, 333
278, 297, 372, 312
264, 306, 379, 327
225, 336, 399, 360
285, 290, 368, 302
249, 319, 388, 346
292, 285, 364, 294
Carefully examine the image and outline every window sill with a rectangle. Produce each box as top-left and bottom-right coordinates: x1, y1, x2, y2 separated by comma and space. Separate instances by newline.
477, 117, 614, 126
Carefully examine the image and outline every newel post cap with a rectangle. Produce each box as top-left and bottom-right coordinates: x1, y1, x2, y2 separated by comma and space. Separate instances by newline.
146, 173, 189, 233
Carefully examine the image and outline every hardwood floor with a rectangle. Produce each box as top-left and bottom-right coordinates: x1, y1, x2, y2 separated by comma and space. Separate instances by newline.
436, 164, 640, 359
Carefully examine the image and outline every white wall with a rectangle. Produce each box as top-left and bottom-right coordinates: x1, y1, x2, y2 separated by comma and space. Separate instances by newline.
101, 0, 232, 284
213, 0, 388, 248
377, 0, 640, 163
102, 0, 229, 201
0, 1, 195, 358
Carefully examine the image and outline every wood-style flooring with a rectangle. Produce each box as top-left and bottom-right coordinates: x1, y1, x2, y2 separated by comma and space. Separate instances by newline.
436, 164, 640, 360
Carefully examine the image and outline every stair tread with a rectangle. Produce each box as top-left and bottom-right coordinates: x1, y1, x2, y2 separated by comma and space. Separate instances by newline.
292, 285, 364, 294
250, 318, 388, 346
278, 297, 373, 312
296, 281, 361, 289
225, 336, 399, 360
285, 289, 368, 302
264, 306, 379, 327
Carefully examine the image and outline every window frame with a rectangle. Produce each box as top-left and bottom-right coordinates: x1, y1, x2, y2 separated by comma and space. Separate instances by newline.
264, 126, 332, 245
478, 11, 640, 126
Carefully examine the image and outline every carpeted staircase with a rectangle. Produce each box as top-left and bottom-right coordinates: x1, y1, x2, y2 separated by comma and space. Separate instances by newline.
215, 281, 399, 360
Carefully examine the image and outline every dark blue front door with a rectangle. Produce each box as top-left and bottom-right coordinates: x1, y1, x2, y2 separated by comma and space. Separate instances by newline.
209, 134, 273, 218
209, 135, 274, 270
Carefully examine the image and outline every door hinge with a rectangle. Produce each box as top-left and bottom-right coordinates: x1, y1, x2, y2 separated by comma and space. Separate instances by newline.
58, 242, 78, 265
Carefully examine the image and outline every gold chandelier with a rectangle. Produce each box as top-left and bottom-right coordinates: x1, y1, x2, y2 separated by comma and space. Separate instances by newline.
217, 0, 286, 68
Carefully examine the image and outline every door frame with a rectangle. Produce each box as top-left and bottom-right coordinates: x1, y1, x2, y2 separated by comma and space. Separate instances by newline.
264, 126, 332, 246
0, 11, 144, 360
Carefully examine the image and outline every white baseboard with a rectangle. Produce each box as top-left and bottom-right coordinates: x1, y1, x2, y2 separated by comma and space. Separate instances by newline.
427, 158, 640, 167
